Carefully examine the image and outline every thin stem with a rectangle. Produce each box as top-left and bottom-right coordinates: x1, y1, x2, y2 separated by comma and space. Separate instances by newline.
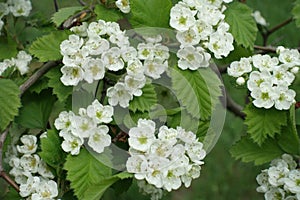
19, 61, 59, 96
226, 91, 246, 120
267, 17, 293, 36
54, 0, 59, 12
77, 0, 86, 6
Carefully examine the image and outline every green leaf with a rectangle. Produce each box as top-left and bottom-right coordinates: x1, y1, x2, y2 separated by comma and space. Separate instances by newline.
244, 104, 288, 146
94, 4, 123, 22
39, 129, 66, 168
45, 67, 73, 102
83, 172, 133, 200
224, 2, 258, 49
0, 79, 21, 131
129, 84, 157, 112
171, 67, 222, 120
230, 136, 284, 165
29, 78, 49, 94
29, 31, 70, 62
129, 0, 172, 28
292, 0, 300, 28
64, 148, 112, 200
0, 36, 18, 60
52, 6, 83, 27
16, 90, 56, 129
277, 106, 300, 155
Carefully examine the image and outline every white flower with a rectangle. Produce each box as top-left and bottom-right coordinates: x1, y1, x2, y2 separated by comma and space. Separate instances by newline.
181, 164, 201, 188
149, 139, 173, 158
252, 11, 268, 26
236, 77, 246, 85
264, 187, 285, 200
256, 170, 270, 193
126, 155, 148, 180
277, 46, 300, 66
38, 161, 54, 179
251, 83, 276, 109
291, 67, 299, 74
273, 86, 296, 110
86, 100, 113, 124
272, 66, 295, 86
87, 20, 107, 37
109, 31, 130, 48
145, 156, 169, 188
121, 46, 138, 62
185, 141, 206, 165
197, 5, 224, 26
17, 135, 37, 154
70, 22, 88, 37
116, 0, 130, 13
268, 165, 289, 187
137, 43, 155, 60
162, 167, 182, 192
101, 47, 124, 71
32, 179, 58, 199
206, 30, 234, 59
8, 0, 32, 17
176, 28, 201, 47
227, 57, 252, 77
169, 3, 197, 31
153, 44, 170, 60
128, 119, 156, 152
61, 132, 84, 155
177, 46, 210, 70
14, 51, 32, 75
60, 65, 84, 86
88, 125, 111, 153
71, 115, 96, 138
176, 127, 197, 144
20, 154, 40, 173
157, 126, 178, 144
284, 170, 300, 194
0, 59, 12, 75
192, 20, 213, 40
60, 34, 84, 56
124, 75, 146, 96
0, 3, 9, 19
19, 175, 40, 197
126, 59, 145, 78
247, 70, 273, 91
84, 36, 110, 55
82, 58, 105, 83
107, 82, 133, 108
62, 48, 89, 67
252, 54, 279, 71
54, 111, 75, 131
144, 59, 168, 79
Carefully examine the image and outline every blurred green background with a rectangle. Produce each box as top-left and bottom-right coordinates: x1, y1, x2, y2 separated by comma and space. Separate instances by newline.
1, 0, 299, 200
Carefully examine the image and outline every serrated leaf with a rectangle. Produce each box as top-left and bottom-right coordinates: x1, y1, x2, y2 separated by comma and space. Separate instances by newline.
224, 2, 258, 49
64, 148, 112, 200
277, 106, 300, 155
83, 172, 133, 200
45, 67, 73, 102
129, 84, 157, 112
52, 6, 83, 27
94, 4, 123, 22
0, 36, 18, 60
293, 0, 300, 28
29, 31, 70, 62
244, 104, 287, 146
230, 136, 284, 165
39, 129, 66, 168
29, 78, 49, 94
16, 90, 56, 129
171, 67, 222, 120
129, 0, 172, 28
0, 79, 21, 131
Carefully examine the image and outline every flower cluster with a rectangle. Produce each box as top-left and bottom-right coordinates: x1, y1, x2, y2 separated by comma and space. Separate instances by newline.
0, 0, 32, 33
169, 0, 234, 70
60, 20, 170, 108
54, 99, 113, 155
227, 46, 300, 110
0, 51, 32, 75
256, 154, 300, 200
107, 35, 169, 108
6, 134, 58, 200
115, 0, 130, 14
126, 119, 206, 200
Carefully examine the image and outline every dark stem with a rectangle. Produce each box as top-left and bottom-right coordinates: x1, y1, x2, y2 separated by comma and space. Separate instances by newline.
77, 0, 86, 6
226, 91, 246, 120
54, 0, 59, 12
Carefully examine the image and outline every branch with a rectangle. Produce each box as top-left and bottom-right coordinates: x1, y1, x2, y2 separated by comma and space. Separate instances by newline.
77, 0, 86, 6
254, 45, 277, 53
54, 0, 59, 12
19, 61, 59, 96
267, 17, 293, 36
226, 91, 246, 120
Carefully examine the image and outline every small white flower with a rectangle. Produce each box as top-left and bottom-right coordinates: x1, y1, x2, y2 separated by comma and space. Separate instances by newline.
197, 5, 224, 26
268, 165, 289, 187
33, 179, 58, 199
256, 170, 270, 193
84, 36, 110, 56
145, 156, 169, 188
60, 65, 84, 86
252, 54, 279, 71
107, 82, 133, 108
38, 160, 54, 179
177, 46, 210, 70
169, 3, 197, 31
109, 31, 130, 48
126, 155, 148, 180
153, 43, 170, 60
20, 154, 40, 173
273, 86, 296, 110
176, 28, 201, 47
236, 77, 246, 85
115, 0, 130, 13
70, 22, 88, 37
185, 142, 206, 165
291, 66, 299, 74
227, 57, 252, 77
192, 20, 213, 40
206, 30, 234, 59
137, 43, 155, 60
158, 126, 178, 144
126, 59, 145, 78
60, 34, 84, 56
272, 66, 295, 86
251, 83, 276, 109
0, 3, 9, 19
277, 47, 300, 67
247, 70, 273, 91
86, 100, 113, 124
264, 187, 285, 200
8, 0, 32, 17
54, 111, 75, 131
88, 125, 111, 153
19, 175, 40, 197
252, 11, 268, 26
284, 169, 300, 194
14, 51, 32, 75
61, 132, 84, 155
87, 20, 107, 37
17, 135, 37, 154
144, 59, 168, 79
101, 47, 124, 71
82, 58, 105, 83
71, 115, 96, 138
124, 75, 146, 96
121, 46, 138, 62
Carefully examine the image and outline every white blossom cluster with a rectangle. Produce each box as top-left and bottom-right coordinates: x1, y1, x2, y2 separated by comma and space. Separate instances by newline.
126, 119, 206, 200
115, 0, 130, 14
54, 99, 113, 155
60, 20, 170, 108
227, 46, 300, 110
256, 154, 300, 200
0, 50, 32, 75
169, 0, 234, 70
0, 0, 32, 33
5, 134, 58, 200
107, 35, 169, 108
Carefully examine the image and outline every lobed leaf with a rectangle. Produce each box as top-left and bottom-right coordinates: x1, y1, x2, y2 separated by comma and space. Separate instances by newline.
244, 104, 287, 146
94, 4, 123, 22
129, 84, 157, 112
224, 2, 258, 49
0, 79, 21, 131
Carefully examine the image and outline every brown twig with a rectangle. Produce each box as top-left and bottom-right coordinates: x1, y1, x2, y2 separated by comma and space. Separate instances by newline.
19, 61, 59, 96
226, 90, 246, 120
